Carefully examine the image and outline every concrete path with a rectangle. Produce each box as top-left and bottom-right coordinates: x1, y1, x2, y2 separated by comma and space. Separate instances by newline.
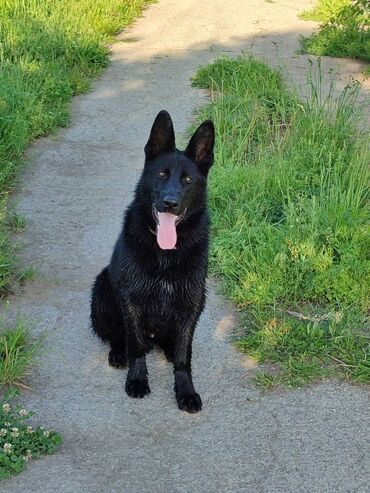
4, 1, 369, 492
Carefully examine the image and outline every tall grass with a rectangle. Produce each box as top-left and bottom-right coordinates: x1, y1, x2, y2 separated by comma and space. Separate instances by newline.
192, 56, 370, 386
0, 0, 150, 295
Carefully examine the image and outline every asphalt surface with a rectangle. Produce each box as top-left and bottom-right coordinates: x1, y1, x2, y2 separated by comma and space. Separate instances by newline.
4, 1, 369, 491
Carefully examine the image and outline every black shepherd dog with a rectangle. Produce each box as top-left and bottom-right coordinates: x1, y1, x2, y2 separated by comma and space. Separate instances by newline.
90, 110, 214, 413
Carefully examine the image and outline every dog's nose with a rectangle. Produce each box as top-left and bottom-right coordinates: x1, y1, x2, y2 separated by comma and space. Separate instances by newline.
163, 198, 178, 209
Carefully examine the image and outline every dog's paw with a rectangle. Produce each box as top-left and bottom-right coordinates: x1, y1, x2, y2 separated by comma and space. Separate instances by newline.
108, 350, 127, 368
125, 379, 151, 398
176, 392, 202, 413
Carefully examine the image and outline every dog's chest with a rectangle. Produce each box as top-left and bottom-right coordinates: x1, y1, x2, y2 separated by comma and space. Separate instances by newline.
157, 278, 175, 297
143, 275, 187, 312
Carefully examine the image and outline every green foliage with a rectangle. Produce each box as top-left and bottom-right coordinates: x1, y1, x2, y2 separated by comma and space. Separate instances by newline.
300, 0, 349, 22
0, 326, 61, 479
192, 56, 370, 386
0, 395, 62, 479
0, 0, 151, 296
300, 0, 370, 63
0, 319, 40, 389
237, 309, 369, 388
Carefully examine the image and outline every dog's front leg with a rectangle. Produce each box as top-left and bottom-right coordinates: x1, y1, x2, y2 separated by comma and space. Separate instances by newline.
123, 305, 150, 399
173, 317, 202, 413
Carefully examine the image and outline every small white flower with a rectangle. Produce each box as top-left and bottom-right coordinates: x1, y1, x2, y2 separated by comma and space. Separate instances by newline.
2, 403, 11, 413
10, 427, 20, 438
3, 443, 12, 454
18, 408, 28, 417
26, 426, 34, 434
0, 428, 7, 437
26, 449, 32, 458
4, 422, 10, 427
23, 456, 29, 461
43, 430, 50, 438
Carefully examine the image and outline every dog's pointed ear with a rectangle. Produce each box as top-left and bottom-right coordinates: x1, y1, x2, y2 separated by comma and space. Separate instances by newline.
185, 120, 215, 175
144, 110, 176, 163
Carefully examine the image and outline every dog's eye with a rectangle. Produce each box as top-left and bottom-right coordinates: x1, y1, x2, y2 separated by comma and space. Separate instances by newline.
184, 175, 192, 184
157, 170, 167, 178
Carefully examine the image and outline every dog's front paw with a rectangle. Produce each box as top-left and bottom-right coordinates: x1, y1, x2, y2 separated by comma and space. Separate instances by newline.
176, 392, 202, 413
125, 378, 151, 398
108, 350, 127, 368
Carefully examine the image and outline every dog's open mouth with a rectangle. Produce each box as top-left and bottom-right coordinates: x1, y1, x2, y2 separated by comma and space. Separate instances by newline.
152, 204, 187, 250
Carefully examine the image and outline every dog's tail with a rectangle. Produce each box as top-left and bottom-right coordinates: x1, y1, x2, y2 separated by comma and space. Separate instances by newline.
90, 266, 121, 342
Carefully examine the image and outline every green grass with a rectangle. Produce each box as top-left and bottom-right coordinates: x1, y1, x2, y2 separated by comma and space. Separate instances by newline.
0, 0, 151, 297
0, 324, 62, 479
299, 0, 350, 22
299, 0, 370, 63
192, 56, 370, 387
7, 212, 26, 232
237, 308, 369, 387
0, 320, 40, 390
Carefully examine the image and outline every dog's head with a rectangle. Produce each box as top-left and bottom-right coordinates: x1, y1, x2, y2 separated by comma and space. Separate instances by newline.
138, 110, 215, 250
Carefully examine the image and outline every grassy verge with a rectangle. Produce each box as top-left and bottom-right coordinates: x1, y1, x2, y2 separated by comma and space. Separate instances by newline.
192, 56, 370, 388
299, 0, 370, 65
0, 0, 151, 296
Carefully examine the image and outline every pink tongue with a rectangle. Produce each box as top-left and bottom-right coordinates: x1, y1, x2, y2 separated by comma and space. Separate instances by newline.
157, 212, 177, 250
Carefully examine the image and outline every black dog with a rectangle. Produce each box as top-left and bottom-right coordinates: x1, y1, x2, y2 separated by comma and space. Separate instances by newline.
90, 110, 214, 413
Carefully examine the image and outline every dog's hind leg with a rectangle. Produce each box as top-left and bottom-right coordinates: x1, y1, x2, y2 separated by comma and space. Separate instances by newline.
90, 267, 127, 368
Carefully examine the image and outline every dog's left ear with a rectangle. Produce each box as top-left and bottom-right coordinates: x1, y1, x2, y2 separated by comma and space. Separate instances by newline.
185, 120, 215, 175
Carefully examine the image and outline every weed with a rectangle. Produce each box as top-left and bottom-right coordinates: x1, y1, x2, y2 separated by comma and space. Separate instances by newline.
0, 322, 61, 479
0, 394, 62, 479
7, 213, 25, 232
18, 266, 37, 283
192, 56, 370, 386
299, 0, 370, 64
0, 319, 40, 390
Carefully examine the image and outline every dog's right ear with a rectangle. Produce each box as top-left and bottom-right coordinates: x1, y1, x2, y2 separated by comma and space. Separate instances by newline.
144, 110, 176, 164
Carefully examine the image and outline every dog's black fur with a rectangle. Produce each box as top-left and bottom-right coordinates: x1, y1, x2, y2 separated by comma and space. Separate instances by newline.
90, 110, 214, 413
